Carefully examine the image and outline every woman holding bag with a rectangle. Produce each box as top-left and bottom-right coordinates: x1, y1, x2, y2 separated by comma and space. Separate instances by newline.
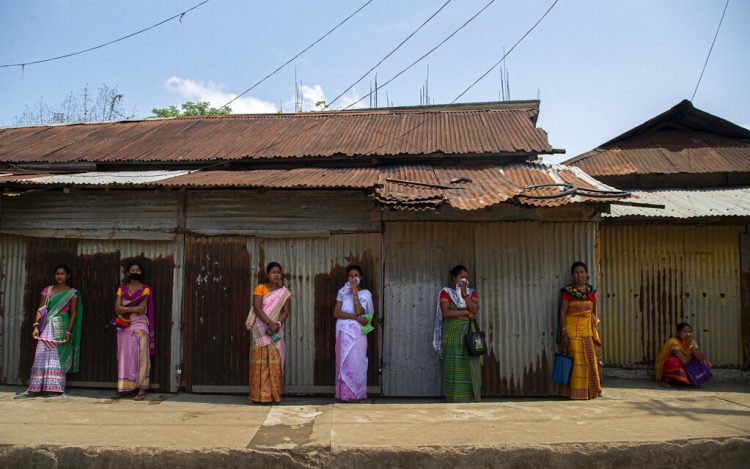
15, 264, 82, 398
559, 261, 602, 400
433, 265, 481, 403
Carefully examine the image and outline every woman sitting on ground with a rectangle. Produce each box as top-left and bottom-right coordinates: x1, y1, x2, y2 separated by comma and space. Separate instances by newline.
655, 322, 713, 387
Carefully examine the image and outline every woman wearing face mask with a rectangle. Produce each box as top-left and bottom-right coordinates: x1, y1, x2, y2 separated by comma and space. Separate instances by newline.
247, 262, 292, 405
433, 265, 481, 403
655, 323, 713, 386
112, 261, 154, 401
333, 265, 374, 402
559, 261, 601, 400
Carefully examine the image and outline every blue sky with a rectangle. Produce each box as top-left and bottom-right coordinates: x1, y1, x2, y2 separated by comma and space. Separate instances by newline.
1, 0, 748, 162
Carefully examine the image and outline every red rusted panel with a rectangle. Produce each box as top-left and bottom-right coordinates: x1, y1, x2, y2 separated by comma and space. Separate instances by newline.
313, 254, 380, 387
0, 102, 552, 163
183, 236, 251, 390
19, 238, 78, 382
118, 254, 174, 391
565, 101, 750, 178
18, 240, 174, 391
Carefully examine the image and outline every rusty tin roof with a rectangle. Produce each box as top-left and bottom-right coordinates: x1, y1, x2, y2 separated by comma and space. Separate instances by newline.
1, 162, 625, 211
565, 100, 750, 177
0, 101, 554, 163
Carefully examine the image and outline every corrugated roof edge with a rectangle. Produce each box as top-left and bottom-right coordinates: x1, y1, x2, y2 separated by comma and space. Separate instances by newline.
0, 100, 542, 131
563, 100, 750, 167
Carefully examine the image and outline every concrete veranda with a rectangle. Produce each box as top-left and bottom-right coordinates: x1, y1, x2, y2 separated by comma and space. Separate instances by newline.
1, 379, 749, 468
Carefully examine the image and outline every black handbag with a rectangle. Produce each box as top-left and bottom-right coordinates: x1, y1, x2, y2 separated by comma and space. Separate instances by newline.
465, 319, 487, 356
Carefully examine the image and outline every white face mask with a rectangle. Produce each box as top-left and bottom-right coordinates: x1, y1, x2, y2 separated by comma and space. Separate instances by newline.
456, 278, 469, 290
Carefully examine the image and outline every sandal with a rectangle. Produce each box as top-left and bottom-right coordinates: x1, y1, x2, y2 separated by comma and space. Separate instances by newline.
111, 393, 124, 400
134, 391, 146, 401
14, 391, 38, 399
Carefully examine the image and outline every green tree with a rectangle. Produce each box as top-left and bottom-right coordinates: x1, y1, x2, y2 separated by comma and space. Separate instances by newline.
151, 101, 231, 117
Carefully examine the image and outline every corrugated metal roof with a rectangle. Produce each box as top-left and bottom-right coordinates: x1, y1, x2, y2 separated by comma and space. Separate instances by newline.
18, 170, 190, 185
567, 131, 750, 177
605, 187, 750, 218
1, 162, 626, 210
565, 100, 750, 177
0, 102, 553, 163
158, 168, 379, 188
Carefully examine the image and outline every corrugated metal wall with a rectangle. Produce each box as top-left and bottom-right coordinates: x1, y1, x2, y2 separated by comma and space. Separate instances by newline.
383, 222, 475, 396
186, 190, 379, 235
600, 224, 743, 368
0, 234, 178, 390
184, 233, 382, 393
383, 221, 596, 397
0, 235, 27, 384
0, 191, 178, 238
248, 234, 382, 391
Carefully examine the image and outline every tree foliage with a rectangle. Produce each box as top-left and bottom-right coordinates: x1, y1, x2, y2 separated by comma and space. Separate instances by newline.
14, 84, 133, 125
151, 101, 232, 118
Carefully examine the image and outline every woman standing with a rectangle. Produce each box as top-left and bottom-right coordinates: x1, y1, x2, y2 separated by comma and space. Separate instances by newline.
113, 261, 154, 401
433, 265, 481, 403
655, 322, 713, 386
333, 265, 374, 402
247, 262, 292, 404
559, 261, 601, 400
15, 264, 82, 398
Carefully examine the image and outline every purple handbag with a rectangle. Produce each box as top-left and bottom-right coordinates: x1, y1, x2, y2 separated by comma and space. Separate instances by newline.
683, 359, 713, 386
36, 286, 52, 335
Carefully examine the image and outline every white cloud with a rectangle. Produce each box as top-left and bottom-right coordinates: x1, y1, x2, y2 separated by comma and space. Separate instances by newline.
164, 76, 277, 114
284, 84, 367, 112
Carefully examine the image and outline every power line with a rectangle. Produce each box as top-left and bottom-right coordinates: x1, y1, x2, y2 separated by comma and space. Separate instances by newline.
360, 0, 561, 156
341, 0, 496, 110
691, 0, 730, 102
326, 0, 453, 109
221, 0, 375, 109
0, 0, 210, 69
452, 0, 559, 103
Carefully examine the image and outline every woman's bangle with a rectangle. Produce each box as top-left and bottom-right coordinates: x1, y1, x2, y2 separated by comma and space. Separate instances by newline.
32, 322, 39, 327
64, 331, 71, 336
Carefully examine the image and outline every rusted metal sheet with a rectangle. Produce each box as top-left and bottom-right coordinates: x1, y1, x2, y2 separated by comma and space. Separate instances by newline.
13, 238, 176, 390
247, 234, 382, 390
182, 233, 382, 392
0, 102, 552, 163
474, 222, 596, 396
0, 190, 179, 239
568, 133, 750, 177
75, 240, 176, 390
600, 225, 743, 368
156, 168, 379, 189
0, 235, 28, 384
382, 221, 596, 397
19, 237, 78, 384
374, 162, 626, 210
183, 236, 251, 391
565, 100, 750, 177
383, 222, 476, 396
606, 188, 750, 219
185, 190, 379, 235
741, 233, 750, 368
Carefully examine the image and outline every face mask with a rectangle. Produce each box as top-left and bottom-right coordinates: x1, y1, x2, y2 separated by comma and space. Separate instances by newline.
129, 273, 142, 282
